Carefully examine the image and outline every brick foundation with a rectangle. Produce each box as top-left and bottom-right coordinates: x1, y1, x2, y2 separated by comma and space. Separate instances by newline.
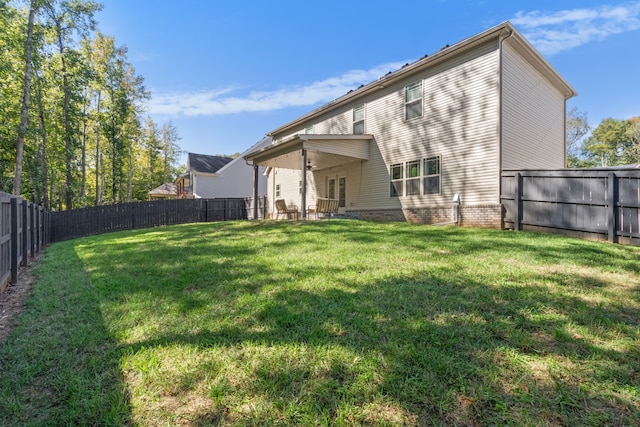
347, 204, 503, 229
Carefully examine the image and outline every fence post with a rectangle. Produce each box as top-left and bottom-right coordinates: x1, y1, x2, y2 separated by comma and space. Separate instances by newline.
514, 172, 522, 231
10, 197, 18, 283
29, 202, 35, 258
21, 199, 28, 266
607, 172, 617, 243
35, 205, 41, 253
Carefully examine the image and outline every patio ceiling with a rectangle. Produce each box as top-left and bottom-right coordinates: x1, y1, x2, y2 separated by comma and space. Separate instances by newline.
244, 134, 373, 171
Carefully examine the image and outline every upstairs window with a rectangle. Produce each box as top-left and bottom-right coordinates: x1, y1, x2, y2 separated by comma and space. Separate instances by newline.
405, 81, 422, 120
305, 125, 314, 134
390, 163, 403, 197
423, 156, 441, 195
353, 104, 365, 134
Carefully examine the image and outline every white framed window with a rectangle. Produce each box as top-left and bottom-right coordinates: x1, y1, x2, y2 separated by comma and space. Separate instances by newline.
275, 184, 281, 198
423, 156, 441, 195
405, 81, 422, 120
390, 163, 403, 197
406, 160, 420, 195
327, 178, 336, 199
353, 104, 365, 135
305, 125, 314, 134
299, 180, 303, 194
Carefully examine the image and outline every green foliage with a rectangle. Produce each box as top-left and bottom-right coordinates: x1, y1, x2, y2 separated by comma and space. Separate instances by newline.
582, 117, 639, 167
565, 107, 590, 168
1, 221, 638, 425
0, 1, 183, 208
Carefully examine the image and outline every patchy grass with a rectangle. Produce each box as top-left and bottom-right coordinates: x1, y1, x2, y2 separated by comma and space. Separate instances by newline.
0, 220, 638, 426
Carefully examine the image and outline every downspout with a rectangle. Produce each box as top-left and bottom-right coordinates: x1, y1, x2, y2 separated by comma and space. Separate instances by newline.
497, 28, 514, 205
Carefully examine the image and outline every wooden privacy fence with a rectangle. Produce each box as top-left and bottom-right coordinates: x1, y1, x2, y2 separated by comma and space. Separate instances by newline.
51, 196, 267, 242
0, 191, 50, 290
501, 169, 640, 245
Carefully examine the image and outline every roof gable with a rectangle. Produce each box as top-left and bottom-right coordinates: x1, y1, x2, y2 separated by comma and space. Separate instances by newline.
215, 136, 273, 175
188, 153, 233, 174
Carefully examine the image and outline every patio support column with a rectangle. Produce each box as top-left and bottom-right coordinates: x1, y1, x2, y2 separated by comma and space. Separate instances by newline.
301, 148, 307, 219
253, 164, 259, 219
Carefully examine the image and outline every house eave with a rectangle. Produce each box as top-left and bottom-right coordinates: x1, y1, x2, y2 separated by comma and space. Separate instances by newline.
244, 134, 373, 170
267, 21, 576, 138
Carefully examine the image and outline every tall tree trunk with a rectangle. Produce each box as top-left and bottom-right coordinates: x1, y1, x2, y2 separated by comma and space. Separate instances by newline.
127, 144, 133, 202
80, 95, 88, 203
13, 1, 37, 196
56, 25, 73, 209
99, 152, 105, 204
36, 82, 49, 210
95, 91, 102, 206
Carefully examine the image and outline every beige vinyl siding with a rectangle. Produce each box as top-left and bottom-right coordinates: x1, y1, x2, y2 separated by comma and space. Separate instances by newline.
501, 42, 566, 169
361, 41, 501, 208
270, 41, 502, 211
268, 168, 317, 216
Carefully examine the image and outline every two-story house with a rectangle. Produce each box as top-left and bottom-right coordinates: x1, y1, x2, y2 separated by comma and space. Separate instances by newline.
245, 22, 576, 227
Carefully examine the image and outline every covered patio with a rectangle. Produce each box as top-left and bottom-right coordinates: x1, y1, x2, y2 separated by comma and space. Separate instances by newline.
244, 134, 373, 219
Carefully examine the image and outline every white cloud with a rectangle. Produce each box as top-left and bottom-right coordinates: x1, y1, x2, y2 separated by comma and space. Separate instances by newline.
511, 1, 640, 55
149, 61, 408, 117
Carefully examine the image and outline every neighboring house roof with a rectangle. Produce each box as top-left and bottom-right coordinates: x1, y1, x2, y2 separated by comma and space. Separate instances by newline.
595, 164, 640, 170
267, 21, 576, 137
188, 153, 233, 174
147, 182, 177, 197
215, 136, 273, 175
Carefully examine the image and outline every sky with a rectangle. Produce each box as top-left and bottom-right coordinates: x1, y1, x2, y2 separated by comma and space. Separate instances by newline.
96, 0, 640, 165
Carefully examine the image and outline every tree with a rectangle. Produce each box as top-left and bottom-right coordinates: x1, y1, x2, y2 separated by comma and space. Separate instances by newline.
0, 1, 182, 208
42, 0, 102, 209
13, 0, 38, 196
565, 107, 590, 168
625, 117, 640, 165
583, 118, 632, 167
160, 121, 181, 184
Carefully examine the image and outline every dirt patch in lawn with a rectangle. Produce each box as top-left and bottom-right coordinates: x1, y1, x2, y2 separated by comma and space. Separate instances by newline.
0, 258, 38, 345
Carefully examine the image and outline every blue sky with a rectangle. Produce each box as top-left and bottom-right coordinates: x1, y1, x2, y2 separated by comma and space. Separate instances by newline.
97, 0, 640, 164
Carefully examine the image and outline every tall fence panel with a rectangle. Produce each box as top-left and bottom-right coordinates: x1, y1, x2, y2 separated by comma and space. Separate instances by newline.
501, 169, 640, 245
51, 196, 267, 242
0, 193, 11, 289
0, 192, 50, 290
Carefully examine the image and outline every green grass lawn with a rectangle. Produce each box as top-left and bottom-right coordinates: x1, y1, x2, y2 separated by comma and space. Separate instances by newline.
0, 220, 638, 426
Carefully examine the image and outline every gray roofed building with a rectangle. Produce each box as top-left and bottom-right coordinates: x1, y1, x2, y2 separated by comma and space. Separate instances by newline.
147, 182, 177, 200
187, 153, 233, 174
175, 139, 271, 200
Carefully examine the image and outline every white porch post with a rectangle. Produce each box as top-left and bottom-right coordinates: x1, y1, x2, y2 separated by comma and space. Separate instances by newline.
301, 148, 307, 219
253, 164, 259, 219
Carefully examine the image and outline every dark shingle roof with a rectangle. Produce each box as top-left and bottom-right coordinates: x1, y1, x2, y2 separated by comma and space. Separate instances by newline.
148, 183, 177, 196
188, 153, 233, 173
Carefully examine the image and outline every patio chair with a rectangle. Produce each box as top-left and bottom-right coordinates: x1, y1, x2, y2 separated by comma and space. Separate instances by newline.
275, 199, 299, 220
307, 198, 339, 219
